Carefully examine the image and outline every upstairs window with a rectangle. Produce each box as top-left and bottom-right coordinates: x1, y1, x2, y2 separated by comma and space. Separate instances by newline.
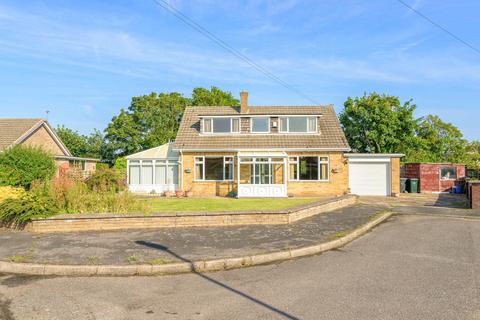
279, 117, 317, 133
251, 117, 270, 133
202, 118, 240, 133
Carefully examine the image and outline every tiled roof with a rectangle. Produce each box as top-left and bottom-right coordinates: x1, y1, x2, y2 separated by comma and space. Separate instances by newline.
174, 105, 350, 151
0, 118, 44, 150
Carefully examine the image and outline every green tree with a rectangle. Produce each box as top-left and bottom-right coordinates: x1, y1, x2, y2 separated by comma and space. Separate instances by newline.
56, 125, 88, 157
103, 87, 238, 163
191, 86, 239, 106
339, 92, 418, 156
465, 140, 480, 178
56, 126, 104, 159
414, 115, 466, 163
0, 145, 56, 189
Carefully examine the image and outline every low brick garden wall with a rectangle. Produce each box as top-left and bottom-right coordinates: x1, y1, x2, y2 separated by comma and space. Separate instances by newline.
21, 195, 358, 233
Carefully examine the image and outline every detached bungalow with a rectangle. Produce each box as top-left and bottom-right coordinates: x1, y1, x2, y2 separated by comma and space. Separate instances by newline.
0, 118, 98, 176
126, 92, 403, 197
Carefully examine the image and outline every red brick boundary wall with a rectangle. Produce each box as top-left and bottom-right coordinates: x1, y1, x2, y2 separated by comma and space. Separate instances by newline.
468, 182, 480, 209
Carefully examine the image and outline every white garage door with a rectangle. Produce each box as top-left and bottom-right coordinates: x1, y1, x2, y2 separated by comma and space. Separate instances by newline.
349, 162, 390, 196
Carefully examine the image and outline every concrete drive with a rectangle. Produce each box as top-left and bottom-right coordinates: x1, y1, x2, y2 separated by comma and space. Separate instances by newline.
1, 214, 480, 320
0, 203, 387, 265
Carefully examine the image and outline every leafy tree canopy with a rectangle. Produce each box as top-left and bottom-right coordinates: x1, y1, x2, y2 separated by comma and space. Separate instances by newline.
191, 87, 239, 106
413, 115, 467, 163
103, 87, 237, 162
339, 92, 418, 155
56, 126, 104, 159
340, 92, 469, 164
465, 140, 480, 171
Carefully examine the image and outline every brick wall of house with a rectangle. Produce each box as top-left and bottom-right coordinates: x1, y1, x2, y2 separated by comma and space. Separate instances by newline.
391, 157, 400, 195
182, 152, 237, 197
181, 151, 349, 197
22, 125, 67, 156
286, 152, 348, 197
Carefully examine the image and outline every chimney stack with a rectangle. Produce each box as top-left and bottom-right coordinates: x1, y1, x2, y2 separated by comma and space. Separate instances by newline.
240, 91, 248, 113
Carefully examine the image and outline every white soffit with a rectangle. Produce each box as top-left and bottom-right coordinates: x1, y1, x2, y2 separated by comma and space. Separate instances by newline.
126, 142, 179, 159
237, 151, 288, 158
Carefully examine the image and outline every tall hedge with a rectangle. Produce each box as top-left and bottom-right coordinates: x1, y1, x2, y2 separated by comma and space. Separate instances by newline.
0, 145, 56, 189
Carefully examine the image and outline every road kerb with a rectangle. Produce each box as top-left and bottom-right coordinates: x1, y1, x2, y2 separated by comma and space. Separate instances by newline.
0, 211, 392, 277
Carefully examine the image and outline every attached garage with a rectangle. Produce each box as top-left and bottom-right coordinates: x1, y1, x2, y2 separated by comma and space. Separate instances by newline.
345, 154, 403, 196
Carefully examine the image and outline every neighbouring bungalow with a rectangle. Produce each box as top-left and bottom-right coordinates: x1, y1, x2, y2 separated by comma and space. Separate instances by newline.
126, 91, 403, 197
0, 118, 99, 177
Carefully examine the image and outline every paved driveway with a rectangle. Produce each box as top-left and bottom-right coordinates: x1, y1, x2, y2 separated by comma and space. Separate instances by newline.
1, 214, 480, 320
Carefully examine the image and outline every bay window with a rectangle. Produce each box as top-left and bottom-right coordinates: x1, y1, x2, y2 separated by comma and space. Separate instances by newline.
289, 156, 329, 181
195, 156, 234, 181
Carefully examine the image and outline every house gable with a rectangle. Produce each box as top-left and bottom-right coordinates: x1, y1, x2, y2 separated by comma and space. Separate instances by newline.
22, 123, 70, 156
0, 118, 71, 156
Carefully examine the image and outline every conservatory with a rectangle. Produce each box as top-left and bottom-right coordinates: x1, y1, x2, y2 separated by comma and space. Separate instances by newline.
126, 142, 179, 194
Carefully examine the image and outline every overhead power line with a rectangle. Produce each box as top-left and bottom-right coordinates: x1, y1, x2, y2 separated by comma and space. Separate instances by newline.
151, 0, 320, 105
396, 0, 480, 56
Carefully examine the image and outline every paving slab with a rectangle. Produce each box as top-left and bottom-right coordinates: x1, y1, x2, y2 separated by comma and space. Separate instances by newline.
0, 203, 388, 266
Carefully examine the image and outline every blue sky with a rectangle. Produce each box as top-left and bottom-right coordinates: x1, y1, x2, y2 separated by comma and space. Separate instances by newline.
0, 0, 479, 139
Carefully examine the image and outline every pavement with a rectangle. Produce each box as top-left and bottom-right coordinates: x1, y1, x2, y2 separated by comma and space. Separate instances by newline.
360, 193, 480, 217
0, 203, 388, 266
1, 214, 480, 320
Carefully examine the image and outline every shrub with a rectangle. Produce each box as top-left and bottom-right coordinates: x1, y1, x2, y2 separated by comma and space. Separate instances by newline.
0, 191, 58, 225
85, 168, 125, 192
0, 186, 25, 203
46, 176, 149, 214
0, 145, 56, 189
96, 162, 110, 170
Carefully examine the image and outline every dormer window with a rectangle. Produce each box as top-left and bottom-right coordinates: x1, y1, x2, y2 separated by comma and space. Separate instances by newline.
279, 117, 317, 133
202, 117, 240, 133
251, 117, 270, 133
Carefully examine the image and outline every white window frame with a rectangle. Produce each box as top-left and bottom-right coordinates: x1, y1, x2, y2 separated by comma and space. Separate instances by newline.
202, 118, 212, 133
288, 156, 329, 181
194, 156, 235, 181
231, 118, 240, 133
439, 166, 457, 181
250, 117, 270, 133
127, 159, 179, 185
279, 116, 317, 133
202, 117, 240, 134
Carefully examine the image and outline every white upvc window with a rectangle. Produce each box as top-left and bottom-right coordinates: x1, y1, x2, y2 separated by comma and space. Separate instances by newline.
279, 117, 317, 133
288, 156, 329, 181
202, 117, 240, 133
203, 118, 212, 133
128, 159, 178, 185
194, 156, 234, 181
251, 117, 270, 133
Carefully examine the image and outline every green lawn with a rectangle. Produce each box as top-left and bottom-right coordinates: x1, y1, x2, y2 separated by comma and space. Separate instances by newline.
145, 197, 323, 212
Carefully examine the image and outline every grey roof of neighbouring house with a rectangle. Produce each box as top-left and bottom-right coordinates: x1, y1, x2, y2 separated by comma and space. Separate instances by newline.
173, 105, 351, 151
